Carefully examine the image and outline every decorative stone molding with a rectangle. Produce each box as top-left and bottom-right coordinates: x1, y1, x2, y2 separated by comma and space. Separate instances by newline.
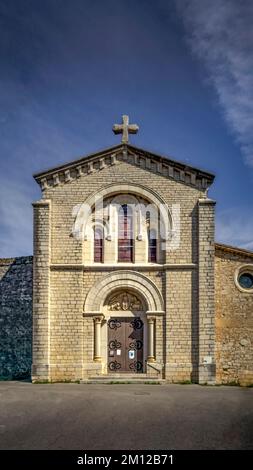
198, 197, 216, 206
76, 166, 82, 177
157, 162, 163, 174
50, 263, 197, 271
146, 157, 151, 169
123, 149, 128, 160
99, 158, 105, 169
53, 173, 60, 186
32, 199, 51, 208
215, 242, 253, 259
64, 170, 71, 182
111, 153, 117, 165
87, 162, 94, 173
146, 310, 164, 316
107, 291, 144, 311
83, 270, 164, 314
41, 178, 48, 190
83, 311, 102, 317
33, 143, 215, 192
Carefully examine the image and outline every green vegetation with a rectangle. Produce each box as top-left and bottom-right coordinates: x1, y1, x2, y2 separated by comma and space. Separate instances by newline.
176, 380, 192, 385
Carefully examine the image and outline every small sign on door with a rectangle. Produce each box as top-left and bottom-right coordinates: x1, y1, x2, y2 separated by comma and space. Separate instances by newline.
116, 349, 121, 356
129, 350, 135, 359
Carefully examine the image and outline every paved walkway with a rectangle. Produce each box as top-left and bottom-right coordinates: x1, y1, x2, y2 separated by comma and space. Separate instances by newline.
0, 382, 252, 449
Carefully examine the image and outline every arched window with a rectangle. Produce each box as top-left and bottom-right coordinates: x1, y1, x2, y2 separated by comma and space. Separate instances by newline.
148, 228, 157, 263
118, 204, 133, 262
146, 212, 157, 263
94, 227, 103, 263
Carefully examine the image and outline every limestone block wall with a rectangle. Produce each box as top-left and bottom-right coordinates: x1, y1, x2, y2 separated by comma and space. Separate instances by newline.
165, 269, 196, 382
48, 267, 166, 380
215, 246, 253, 385
0, 256, 32, 378
42, 158, 205, 266
81, 268, 165, 378
32, 152, 212, 382
50, 268, 84, 381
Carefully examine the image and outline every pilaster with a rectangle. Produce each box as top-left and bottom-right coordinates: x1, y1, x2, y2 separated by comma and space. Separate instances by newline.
198, 198, 216, 384
32, 199, 51, 381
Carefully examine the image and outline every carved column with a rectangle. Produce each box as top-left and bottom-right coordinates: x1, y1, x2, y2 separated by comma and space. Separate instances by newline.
94, 316, 103, 361
147, 317, 156, 362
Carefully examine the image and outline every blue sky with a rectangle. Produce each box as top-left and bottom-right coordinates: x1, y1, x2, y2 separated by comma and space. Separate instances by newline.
0, 0, 252, 257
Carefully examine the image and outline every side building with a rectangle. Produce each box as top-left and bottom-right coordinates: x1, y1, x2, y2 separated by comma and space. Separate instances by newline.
0, 256, 33, 379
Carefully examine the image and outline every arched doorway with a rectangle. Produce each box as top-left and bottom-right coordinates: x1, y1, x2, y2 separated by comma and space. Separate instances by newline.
83, 270, 164, 376
104, 290, 146, 374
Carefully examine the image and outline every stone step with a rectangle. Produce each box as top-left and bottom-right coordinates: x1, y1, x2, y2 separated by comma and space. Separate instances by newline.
89, 374, 158, 379
80, 375, 164, 384
81, 379, 163, 384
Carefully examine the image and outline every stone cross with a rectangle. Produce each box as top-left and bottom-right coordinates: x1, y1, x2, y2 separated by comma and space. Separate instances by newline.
113, 115, 139, 143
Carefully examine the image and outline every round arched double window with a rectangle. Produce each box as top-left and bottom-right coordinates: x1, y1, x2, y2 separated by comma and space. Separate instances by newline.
235, 265, 253, 292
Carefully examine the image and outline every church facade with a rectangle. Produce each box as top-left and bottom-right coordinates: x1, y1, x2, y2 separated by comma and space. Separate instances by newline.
30, 117, 253, 385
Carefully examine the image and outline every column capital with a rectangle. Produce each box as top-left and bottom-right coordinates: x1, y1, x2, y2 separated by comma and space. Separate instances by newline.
32, 199, 51, 207
147, 317, 156, 324
198, 198, 216, 206
146, 310, 164, 316
93, 314, 104, 324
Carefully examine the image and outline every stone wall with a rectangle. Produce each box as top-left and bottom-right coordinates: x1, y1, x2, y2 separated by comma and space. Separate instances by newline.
1, 246, 253, 384
43, 157, 205, 266
215, 246, 253, 385
0, 256, 33, 378
32, 152, 208, 382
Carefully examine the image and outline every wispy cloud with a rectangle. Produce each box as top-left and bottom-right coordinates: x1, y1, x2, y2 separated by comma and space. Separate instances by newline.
216, 207, 253, 250
175, 0, 253, 167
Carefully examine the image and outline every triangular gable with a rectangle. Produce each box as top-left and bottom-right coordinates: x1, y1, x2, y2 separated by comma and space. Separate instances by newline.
33, 143, 215, 191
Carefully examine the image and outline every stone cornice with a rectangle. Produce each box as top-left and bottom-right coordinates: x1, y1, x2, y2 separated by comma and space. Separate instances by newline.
146, 311, 165, 316
198, 198, 216, 205
4, 245, 253, 265
33, 143, 215, 192
32, 199, 51, 207
50, 263, 197, 271
215, 243, 253, 259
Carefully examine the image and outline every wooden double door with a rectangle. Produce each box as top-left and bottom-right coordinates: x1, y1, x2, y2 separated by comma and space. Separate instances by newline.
108, 317, 144, 373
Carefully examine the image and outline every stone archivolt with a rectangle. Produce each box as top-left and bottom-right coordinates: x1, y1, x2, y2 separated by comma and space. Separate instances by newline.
84, 270, 164, 314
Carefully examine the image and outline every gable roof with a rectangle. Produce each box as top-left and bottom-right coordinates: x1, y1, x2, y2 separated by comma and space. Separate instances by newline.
33, 143, 215, 191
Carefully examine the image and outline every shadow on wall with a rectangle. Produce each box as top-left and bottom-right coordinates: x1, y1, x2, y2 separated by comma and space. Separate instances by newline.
0, 256, 33, 380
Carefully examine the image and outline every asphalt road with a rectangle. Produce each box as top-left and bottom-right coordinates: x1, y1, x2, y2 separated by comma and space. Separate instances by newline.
0, 381, 252, 450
